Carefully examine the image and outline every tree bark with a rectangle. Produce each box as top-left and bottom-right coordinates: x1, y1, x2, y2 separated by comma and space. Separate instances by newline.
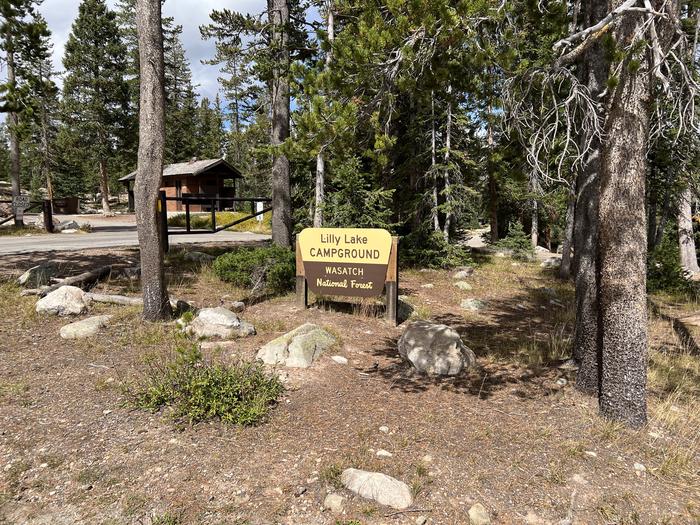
99, 158, 111, 214
572, 0, 607, 395
678, 186, 699, 273
596, 12, 650, 428
559, 187, 576, 278
313, 2, 333, 229
7, 45, 22, 226
530, 198, 538, 248
431, 91, 440, 232
313, 148, 325, 227
442, 86, 453, 242
135, 0, 172, 321
270, 0, 292, 247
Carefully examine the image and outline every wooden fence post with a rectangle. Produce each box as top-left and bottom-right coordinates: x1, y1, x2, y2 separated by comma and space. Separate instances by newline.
43, 199, 54, 233
159, 190, 169, 253
296, 239, 308, 308
385, 236, 399, 326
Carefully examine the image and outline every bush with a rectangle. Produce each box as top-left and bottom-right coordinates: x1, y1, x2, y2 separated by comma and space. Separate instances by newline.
497, 221, 534, 260
648, 227, 698, 296
401, 227, 471, 269
125, 345, 284, 426
213, 245, 295, 296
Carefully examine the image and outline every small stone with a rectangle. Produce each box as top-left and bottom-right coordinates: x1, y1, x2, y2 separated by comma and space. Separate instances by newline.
340, 468, 412, 510
379, 426, 389, 433
468, 503, 491, 525
525, 511, 546, 525
294, 486, 307, 497
60, 315, 112, 339
376, 449, 393, 458
331, 355, 348, 365
454, 281, 472, 290
460, 298, 485, 312
571, 474, 588, 485
584, 451, 597, 458
415, 517, 428, 525
555, 377, 567, 387
420, 284, 434, 289
228, 301, 246, 313
422, 455, 433, 463
453, 267, 474, 279
633, 462, 646, 473
323, 493, 345, 513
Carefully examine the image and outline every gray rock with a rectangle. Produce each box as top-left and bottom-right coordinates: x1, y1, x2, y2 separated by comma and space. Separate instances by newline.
453, 267, 474, 279
184, 251, 215, 264
540, 257, 561, 268
398, 320, 476, 376
468, 503, 491, 525
18, 263, 59, 288
420, 283, 434, 289
331, 355, 348, 365
460, 298, 485, 312
256, 323, 336, 368
340, 468, 413, 510
416, 517, 428, 525
454, 281, 472, 291
323, 493, 345, 513
36, 286, 88, 316
60, 229, 78, 234
188, 307, 254, 338
228, 300, 246, 313
60, 315, 112, 339
55, 220, 80, 232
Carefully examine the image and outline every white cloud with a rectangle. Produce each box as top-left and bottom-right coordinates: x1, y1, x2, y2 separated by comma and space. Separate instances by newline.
38, 0, 264, 103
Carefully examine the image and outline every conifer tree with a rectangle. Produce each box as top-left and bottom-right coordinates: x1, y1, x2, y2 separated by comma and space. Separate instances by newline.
62, 0, 130, 214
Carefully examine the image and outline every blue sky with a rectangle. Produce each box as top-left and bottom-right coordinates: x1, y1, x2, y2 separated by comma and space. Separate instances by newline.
38, 0, 262, 102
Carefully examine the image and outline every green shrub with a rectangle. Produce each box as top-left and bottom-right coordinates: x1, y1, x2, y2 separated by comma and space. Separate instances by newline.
401, 227, 471, 269
497, 221, 534, 260
648, 227, 698, 296
213, 245, 295, 295
125, 345, 284, 426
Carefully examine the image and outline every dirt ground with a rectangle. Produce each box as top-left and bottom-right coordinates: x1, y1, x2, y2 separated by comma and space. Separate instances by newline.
0, 245, 698, 525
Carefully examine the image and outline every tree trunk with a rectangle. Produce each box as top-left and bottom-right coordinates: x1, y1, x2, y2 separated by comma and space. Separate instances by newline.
270, 0, 292, 247
530, 198, 538, 248
596, 13, 650, 428
313, 2, 333, 229
99, 158, 111, 214
558, 187, 576, 279
313, 149, 325, 227
678, 186, 699, 273
7, 46, 22, 226
431, 91, 440, 232
135, 0, 172, 321
487, 104, 498, 243
572, 0, 607, 395
442, 86, 453, 242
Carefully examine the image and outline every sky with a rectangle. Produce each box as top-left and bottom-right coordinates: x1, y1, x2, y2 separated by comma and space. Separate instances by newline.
38, 0, 262, 102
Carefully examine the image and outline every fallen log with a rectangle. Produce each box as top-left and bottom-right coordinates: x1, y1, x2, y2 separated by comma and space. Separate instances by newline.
39, 265, 113, 297
85, 293, 143, 306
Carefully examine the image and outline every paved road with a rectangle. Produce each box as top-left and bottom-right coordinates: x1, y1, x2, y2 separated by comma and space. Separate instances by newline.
0, 214, 270, 255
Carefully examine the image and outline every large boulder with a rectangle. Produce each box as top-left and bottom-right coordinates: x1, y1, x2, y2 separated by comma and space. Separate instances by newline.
55, 220, 80, 232
17, 263, 59, 288
36, 286, 89, 316
60, 315, 112, 339
340, 468, 413, 510
256, 323, 336, 368
188, 307, 255, 339
398, 320, 475, 376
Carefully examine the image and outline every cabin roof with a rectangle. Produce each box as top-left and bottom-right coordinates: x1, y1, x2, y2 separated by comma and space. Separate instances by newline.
119, 158, 243, 183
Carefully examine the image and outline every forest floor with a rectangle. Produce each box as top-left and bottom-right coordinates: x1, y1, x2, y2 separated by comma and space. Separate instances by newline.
0, 244, 698, 525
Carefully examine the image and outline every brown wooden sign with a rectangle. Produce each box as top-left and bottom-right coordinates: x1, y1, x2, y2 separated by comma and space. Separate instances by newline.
296, 228, 399, 324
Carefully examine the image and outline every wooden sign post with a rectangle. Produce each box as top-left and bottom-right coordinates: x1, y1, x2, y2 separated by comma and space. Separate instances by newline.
295, 228, 399, 325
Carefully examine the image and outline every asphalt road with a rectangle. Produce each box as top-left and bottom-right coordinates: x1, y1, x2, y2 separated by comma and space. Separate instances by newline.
0, 214, 270, 255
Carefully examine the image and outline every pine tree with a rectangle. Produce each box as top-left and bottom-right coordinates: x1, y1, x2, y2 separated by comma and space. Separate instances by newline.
61, 0, 130, 214
0, 0, 51, 224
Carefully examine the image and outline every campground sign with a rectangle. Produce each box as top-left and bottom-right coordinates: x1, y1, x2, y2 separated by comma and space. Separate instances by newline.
296, 228, 399, 324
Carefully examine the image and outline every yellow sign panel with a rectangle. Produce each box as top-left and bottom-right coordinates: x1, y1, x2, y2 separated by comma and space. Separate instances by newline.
298, 228, 392, 264
298, 228, 393, 298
